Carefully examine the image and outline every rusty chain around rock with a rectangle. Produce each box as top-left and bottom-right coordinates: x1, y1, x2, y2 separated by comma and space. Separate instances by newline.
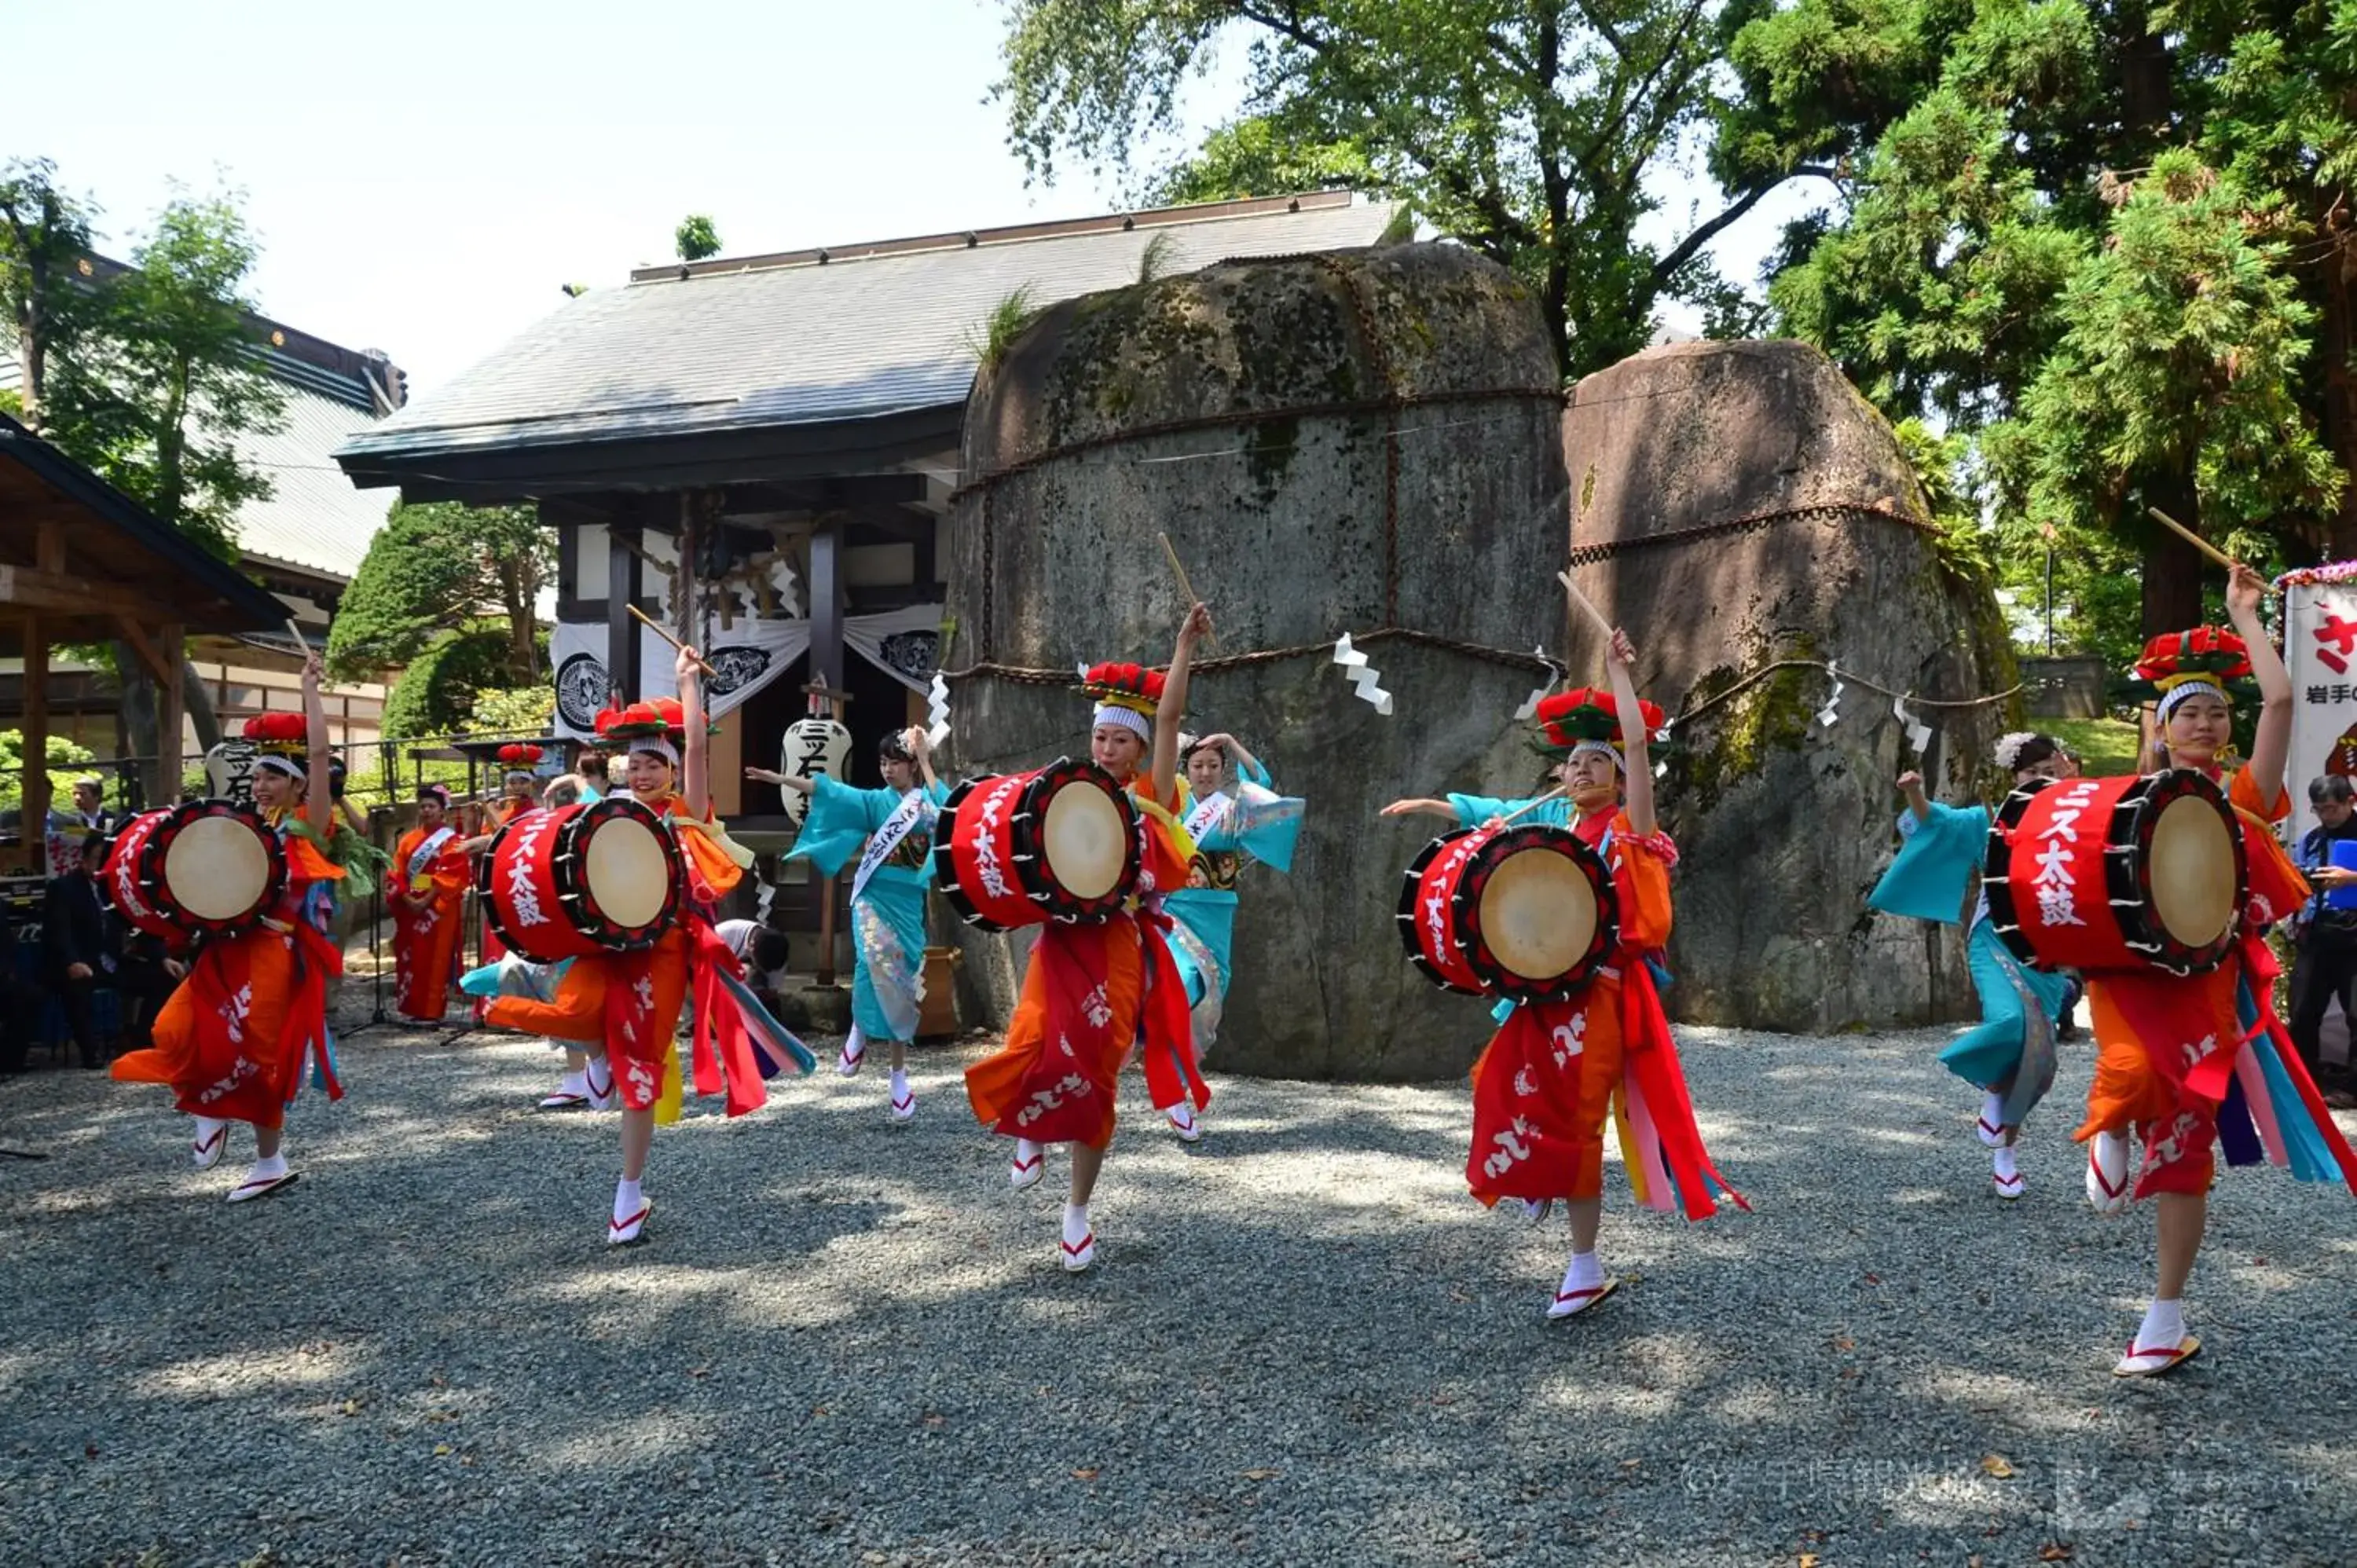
1564, 498, 1940, 566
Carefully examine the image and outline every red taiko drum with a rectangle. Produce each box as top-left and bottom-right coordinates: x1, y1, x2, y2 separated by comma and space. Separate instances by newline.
478, 797, 686, 963
1396, 823, 1618, 1004
104, 801, 287, 944
1985, 770, 2247, 976
933, 758, 1140, 932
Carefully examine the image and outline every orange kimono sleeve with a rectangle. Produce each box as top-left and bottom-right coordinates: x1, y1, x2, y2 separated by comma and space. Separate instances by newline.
672, 816, 745, 898
1612, 812, 1676, 951
2230, 763, 2291, 823
1127, 779, 1195, 894
2228, 766, 2308, 927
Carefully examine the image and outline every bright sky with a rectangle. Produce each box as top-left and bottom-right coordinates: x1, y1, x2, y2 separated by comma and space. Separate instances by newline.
7, 0, 1814, 396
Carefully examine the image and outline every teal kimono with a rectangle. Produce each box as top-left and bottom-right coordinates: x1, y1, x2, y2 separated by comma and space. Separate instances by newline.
1164, 762, 1304, 1058
1868, 800, 2072, 1124
788, 775, 949, 1043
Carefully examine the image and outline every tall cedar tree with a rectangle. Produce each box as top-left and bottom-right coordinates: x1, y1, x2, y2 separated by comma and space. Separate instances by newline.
995, 0, 1841, 379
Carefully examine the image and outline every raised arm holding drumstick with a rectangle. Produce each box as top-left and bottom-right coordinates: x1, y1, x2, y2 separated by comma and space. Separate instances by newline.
1378, 571, 1742, 1324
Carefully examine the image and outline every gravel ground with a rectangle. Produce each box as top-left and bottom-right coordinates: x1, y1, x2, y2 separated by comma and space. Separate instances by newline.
4, 994, 2355, 1568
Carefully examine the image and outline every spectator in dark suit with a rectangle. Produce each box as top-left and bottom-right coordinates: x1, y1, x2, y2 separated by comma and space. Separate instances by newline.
0, 919, 31, 1075
42, 836, 119, 1068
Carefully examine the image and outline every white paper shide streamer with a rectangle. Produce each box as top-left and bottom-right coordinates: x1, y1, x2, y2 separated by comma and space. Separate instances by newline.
1815, 659, 1844, 729
1332, 634, 1394, 716
1893, 693, 1933, 755
926, 672, 953, 749
1514, 646, 1560, 721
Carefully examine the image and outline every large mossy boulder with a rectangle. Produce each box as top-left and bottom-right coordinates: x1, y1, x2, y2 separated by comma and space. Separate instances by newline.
942, 243, 1571, 1080
1561, 340, 2015, 1032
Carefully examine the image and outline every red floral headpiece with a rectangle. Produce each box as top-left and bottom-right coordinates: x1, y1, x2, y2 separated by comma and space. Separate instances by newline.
1530, 687, 1666, 753
243, 710, 309, 759
497, 743, 544, 768
1078, 661, 1167, 719
2126, 626, 2256, 702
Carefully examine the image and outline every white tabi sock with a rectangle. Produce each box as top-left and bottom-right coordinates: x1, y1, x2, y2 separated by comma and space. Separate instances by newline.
1978, 1090, 2007, 1143
1061, 1201, 1091, 1248
1564, 1249, 1604, 1291
1992, 1145, 2020, 1182
2136, 1297, 2186, 1352
614, 1178, 645, 1226
245, 1152, 288, 1182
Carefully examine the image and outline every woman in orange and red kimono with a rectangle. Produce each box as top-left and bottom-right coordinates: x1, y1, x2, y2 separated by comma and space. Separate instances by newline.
1382, 628, 1743, 1320
390, 783, 468, 1022
481, 645, 813, 1245
965, 602, 1215, 1273
112, 651, 346, 1203
2074, 566, 2357, 1377
467, 744, 544, 973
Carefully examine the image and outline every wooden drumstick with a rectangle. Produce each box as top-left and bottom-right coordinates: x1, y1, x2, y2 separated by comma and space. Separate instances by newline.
1556, 568, 1617, 648
2146, 508, 2279, 597
1497, 785, 1567, 825
1158, 532, 1216, 648
627, 602, 719, 676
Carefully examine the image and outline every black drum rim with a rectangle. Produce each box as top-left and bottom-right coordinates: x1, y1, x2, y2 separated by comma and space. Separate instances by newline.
1007, 757, 1141, 925
134, 800, 286, 937
2110, 769, 2244, 975
1395, 828, 1487, 996
1453, 824, 1618, 1004
479, 797, 685, 955
1983, 777, 2055, 971
932, 773, 1003, 929
1984, 770, 2244, 977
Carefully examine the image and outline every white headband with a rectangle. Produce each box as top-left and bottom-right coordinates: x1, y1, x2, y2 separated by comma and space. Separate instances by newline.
253, 754, 306, 779
627, 736, 680, 766
2157, 680, 2229, 722
1567, 738, 1625, 772
1093, 705, 1151, 742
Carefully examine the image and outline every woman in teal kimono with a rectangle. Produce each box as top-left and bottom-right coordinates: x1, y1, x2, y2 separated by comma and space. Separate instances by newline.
1161, 733, 1303, 1141
750, 727, 946, 1121
1868, 731, 2078, 1200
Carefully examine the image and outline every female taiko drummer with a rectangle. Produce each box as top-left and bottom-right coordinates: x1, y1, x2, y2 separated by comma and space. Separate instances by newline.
112, 650, 348, 1203
482, 645, 813, 1244
390, 783, 470, 1024
1161, 731, 1303, 1140
964, 603, 1215, 1271
2073, 566, 2356, 1376
1868, 733, 2077, 1200
1380, 628, 1743, 1319
747, 726, 948, 1121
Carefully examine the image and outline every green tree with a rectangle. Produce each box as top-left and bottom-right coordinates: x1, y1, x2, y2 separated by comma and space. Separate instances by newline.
382, 626, 547, 739
675, 214, 722, 262
0, 157, 98, 432
0, 730, 96, 812
1147, 115, 1378, 206
995, 0, 1839, 378
1736, 0, 2348, 647
1, 169, 287, 784
44, 189, 284, 559
328, 500, 554, 686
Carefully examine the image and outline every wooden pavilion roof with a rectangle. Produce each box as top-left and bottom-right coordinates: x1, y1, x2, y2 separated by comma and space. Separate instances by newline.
0, 413, 290, 654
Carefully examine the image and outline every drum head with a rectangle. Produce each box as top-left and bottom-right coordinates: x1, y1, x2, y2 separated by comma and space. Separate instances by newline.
2149, 793, 2238, 951
163, 816, 271, 921
583, 815, 671, 930
1042, 781, 1127, 903
1476, 844, 1597, 983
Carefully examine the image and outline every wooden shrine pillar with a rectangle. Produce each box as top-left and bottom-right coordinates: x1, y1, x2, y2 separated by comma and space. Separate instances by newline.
607, 519, 643, 702
20, 614, 46, 874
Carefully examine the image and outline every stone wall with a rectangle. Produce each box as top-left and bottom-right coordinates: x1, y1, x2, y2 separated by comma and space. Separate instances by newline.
942, 244, 1571, 1079
1560, 340, 2014, 1032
